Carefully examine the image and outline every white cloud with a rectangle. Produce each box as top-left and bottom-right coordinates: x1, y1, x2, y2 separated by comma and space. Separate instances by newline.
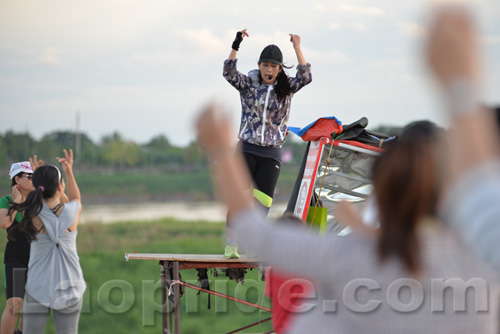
339, 4, 383, 16
127, 28, 227, 71
397, 21, 427, 38
178, 28, 226, 57
0, 0, 197, 57
0, 0, 498, 147
327, 22, 367, 32
348, 23, 367, 31
329, 23, 341, 31
483, 36, 500, 45
427, 0, 479, 5
128, 51, 173, 68
307, 48, 351, 64
314, 3, 327, 11
39, 48, 71, 67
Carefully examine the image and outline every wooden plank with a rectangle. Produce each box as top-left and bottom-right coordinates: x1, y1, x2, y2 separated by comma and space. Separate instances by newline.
176, 261, 260, 270
125, 253, 263, 264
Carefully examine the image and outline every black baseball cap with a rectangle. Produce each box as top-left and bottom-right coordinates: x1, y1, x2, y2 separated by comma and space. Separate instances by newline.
258, 44, 283, 65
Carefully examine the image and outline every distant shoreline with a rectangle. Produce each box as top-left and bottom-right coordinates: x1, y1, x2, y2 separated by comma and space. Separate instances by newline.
79, 201, 288, 224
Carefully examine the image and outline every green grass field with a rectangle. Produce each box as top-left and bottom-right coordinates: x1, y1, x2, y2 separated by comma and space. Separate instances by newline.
0, 218, 273, 334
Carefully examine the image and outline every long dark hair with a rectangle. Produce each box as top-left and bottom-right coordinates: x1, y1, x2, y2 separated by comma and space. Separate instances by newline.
8, 165, 62, 242
258, 66, 293, 101
373, 121, 441, 274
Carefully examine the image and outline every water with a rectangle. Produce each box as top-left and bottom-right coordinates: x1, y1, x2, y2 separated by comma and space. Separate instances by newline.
79, 201, 288, 224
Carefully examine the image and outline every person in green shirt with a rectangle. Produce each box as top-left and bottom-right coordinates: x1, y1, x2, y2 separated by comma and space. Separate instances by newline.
0, 157, 42, 334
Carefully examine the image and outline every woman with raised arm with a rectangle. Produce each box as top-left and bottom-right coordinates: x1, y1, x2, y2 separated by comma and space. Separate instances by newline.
197, 102, 500, 332
0, 156, 43, 334
8, 149, 85, 334
222, 29, 312, 259
0, 161, 33, 334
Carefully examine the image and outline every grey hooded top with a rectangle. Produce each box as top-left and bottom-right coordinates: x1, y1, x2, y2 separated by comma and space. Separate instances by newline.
233, 207, 500, 333
223, 59, 312, 148
26, 201, 86, 310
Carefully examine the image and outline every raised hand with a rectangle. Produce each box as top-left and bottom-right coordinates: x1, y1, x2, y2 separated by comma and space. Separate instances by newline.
240, 29, 249, 38
29, 154, 45, 172
56, 149, 74, 174
334, 200, 378, 238
196, 104, 233, 155
289, 34, 301, 50
426, 6, 479, 86
289, 34, 307, 65
231, 29, 249, 53
11, 185, 23, 203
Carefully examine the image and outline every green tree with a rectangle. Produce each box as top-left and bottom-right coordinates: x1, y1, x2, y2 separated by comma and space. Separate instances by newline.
144, 134, 171, 150
142, 134, 173, 167
102, 132, 141, 168
0, 140, 7, 167
183, 141, 207, 165
34, 134, 61, 164
141, 134, 186, 166
49, 131, 96, 167
2, 130, 36, 163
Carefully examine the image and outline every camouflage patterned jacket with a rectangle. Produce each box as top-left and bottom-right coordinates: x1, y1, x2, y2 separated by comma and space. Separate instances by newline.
223, 59, 312, 148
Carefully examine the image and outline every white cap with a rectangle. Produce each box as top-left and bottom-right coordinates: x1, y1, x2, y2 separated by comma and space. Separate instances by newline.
9, 161, 33, 179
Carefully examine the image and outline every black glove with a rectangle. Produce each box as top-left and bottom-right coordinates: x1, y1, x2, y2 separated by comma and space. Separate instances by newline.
231, 31, 243, 51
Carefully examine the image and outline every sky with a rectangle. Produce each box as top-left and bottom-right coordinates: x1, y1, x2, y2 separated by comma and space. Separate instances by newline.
0, 0, 499, 147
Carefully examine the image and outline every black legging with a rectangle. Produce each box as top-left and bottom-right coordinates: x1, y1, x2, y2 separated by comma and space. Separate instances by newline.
243, 152, 282, 215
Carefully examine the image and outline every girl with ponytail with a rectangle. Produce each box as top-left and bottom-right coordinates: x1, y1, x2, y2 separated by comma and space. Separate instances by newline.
8, 162, 66, 242
222, 30, 312, 259
8, 149, 85, 334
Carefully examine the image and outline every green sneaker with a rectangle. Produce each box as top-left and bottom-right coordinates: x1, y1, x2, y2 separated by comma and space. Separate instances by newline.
224, 243, 239, 259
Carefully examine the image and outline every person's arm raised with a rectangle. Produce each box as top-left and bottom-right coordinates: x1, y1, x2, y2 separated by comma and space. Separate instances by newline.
228, 29, 249, 60
29, 155, 44, 172
56, 149, 81, 203
56, 149, 81, 230
196, 104, 253, 214
426, 7, 500, 179
426, 6, 500, 269
290, 34, 307, 66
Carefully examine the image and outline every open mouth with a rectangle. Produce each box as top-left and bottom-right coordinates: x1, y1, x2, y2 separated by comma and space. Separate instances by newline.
266, 75, 273, 80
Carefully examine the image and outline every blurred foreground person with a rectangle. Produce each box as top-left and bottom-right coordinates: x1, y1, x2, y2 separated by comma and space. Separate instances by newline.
197, 7, 500, 331
264, 214, 312, 334
197, 103, 499, 332
8, 150, 85, 334
426, 6, 500, 270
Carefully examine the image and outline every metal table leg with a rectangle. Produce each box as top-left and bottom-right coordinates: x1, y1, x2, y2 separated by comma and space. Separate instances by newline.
173, 261, 180, 334
160, 261, 171, 334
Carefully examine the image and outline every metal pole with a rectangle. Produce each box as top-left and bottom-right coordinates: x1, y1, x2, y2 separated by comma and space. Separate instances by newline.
167, 263, 173, 333
173, 262, 181, 334
160, 261, 170, 334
